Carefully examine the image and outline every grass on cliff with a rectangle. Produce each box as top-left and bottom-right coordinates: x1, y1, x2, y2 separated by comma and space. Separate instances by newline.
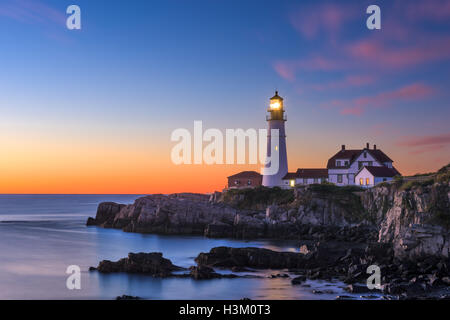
222, 186, 295, 209
394, 163, 450, 191
308, 183, 365, 194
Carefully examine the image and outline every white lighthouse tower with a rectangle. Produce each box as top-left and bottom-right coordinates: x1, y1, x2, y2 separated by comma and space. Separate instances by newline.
262, 91, 288, 187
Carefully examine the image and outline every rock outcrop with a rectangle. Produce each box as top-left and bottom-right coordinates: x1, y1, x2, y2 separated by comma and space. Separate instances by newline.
362, 179, 450, 259
94, 252, 184, 276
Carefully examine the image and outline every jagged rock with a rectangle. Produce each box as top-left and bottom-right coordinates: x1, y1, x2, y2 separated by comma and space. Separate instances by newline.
86, 217, 97, 226
195, 246, 306, 269
345, 284, 380, 294
442, 277, 450, 285
116, 295, 141, 300
95, 252, 184, 276
189, 265, 222, 280
291, 276, 307, 285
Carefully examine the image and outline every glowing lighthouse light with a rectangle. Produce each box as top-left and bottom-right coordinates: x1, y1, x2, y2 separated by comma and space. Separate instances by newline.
270, 101, 280, 109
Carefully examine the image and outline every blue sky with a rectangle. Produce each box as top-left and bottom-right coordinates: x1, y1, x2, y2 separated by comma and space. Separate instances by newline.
0, 0, 449, 193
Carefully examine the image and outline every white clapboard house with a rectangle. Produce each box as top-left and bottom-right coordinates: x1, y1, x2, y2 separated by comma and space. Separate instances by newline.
281, 143, 400, 188
327, 143, 400, 186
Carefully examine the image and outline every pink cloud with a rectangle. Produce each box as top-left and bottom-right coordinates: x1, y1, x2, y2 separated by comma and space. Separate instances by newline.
289, 3, 356, 42
347, 38, 450, 68
396, 133, 450, 147
273, 61, 296, 81
0, 0, 65, 26
273, 56, 343, 81
322, 83, 435, 116
404, 0, 450, 21
340, 105, 365, 116
408, 145, 446, 155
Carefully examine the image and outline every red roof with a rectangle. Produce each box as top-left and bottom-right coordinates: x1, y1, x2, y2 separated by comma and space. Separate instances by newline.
282, 172, 298, 180
327, 148, 393, 169
359, 166, 400, 177
227, 171, 262, 179
296, 168, 328, 178
283, 168, 328, 180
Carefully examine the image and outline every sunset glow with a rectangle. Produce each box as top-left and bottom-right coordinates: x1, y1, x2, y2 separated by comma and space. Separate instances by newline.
0, 0, 449, 194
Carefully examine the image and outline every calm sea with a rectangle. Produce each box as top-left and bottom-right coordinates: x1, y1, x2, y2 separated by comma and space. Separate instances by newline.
0, 194, 359, 300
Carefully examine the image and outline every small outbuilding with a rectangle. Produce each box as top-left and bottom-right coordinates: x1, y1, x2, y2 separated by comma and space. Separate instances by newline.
227, 171, 262, 189
355, 166, 400, 188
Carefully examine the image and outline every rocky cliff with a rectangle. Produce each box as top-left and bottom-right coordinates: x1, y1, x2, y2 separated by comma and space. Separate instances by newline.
87, 187, 376, 242
87, 164, 450, 260
362, 168, 450, 259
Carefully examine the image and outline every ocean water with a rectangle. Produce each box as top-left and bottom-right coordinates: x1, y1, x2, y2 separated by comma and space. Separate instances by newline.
0, 194, 362, 300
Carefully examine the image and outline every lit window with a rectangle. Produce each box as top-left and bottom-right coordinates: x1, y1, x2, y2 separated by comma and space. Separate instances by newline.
290, 180, 295, 187
275, 145, 278, 151
366, 178, 370, 185
360, 178, 363, 185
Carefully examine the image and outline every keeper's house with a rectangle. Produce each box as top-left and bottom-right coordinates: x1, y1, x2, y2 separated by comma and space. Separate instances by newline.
327, 143, 399, 186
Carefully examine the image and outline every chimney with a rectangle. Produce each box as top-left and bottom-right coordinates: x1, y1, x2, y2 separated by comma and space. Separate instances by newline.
341, 145, 345, 151
373, 144, 377, 150
366, 142, 369, 149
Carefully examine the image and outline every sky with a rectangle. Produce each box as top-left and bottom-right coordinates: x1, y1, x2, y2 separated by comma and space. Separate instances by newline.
0, 0, 449, 194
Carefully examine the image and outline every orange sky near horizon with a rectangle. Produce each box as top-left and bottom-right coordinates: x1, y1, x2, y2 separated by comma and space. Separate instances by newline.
1, 132, 446, 194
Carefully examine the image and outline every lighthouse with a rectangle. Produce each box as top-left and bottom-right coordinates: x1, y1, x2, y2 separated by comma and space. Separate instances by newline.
262, 91, 288, 187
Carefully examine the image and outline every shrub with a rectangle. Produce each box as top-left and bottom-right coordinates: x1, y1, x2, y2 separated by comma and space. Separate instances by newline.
223, 186, 294, 209
309, 184, 364, 194
399, 178, 434, 191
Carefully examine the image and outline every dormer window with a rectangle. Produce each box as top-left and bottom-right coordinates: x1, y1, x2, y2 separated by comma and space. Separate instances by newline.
247, 180, 252, 185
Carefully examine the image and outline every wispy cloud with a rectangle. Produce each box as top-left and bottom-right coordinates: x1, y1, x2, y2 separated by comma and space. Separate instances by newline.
289, 3, 357, 43
403, 0, 450, 21
0, 0, 65, 26
321, 83, 435, 116
396, 132, 450, 155
347, 37, 450, 69
396, 133, 450, 147
273, 56, 343, 81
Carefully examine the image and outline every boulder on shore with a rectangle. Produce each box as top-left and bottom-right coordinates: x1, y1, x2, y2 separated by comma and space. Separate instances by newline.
95, 252, 184, 277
